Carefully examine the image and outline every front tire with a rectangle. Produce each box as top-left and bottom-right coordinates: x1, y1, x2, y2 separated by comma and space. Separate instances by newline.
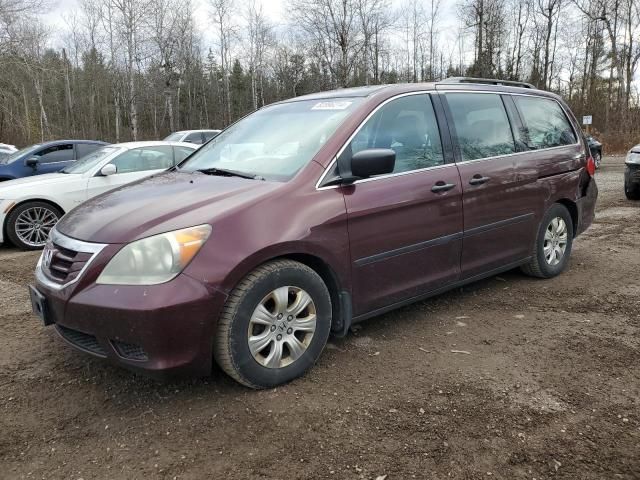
213, 259, 332, 389
6, 201, 62, 250
521, 204, 574, 279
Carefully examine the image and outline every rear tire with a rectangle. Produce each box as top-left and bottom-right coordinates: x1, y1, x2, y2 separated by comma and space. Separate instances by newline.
6, 201, 62, 250
213, 259, 332, 389
521, 203, 574, 279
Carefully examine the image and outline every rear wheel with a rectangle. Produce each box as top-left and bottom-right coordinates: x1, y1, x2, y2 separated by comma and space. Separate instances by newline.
6, 201, 62, 250
521, 203, 573, 279
213, 259, 332, 389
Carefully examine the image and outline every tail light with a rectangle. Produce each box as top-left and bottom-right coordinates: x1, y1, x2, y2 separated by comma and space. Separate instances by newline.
586, 155, 596, 176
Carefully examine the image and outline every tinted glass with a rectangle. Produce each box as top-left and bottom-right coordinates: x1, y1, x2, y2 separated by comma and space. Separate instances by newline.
185, 132, 203, 144
180, 98, 363, 181
349, 94, 443, 174
111, 146, 174, 173
76, 143, 103, 158
446, 93, 515, 161
514, 96, 577, 149
37, 144, 74, 163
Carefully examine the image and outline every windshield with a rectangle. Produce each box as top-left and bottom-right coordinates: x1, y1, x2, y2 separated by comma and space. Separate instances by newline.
61, 146, 121, 174
2, 144, 41, 164
179, 98, 363, 181
163, 132, 185, 141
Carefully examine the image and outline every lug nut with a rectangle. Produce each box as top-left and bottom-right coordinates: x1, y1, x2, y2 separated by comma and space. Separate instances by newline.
276, 334, 282, 341
287, 315, 293, 321
287, 328, 293, 334
277, 313, 283, 319
270, 325, 276, 332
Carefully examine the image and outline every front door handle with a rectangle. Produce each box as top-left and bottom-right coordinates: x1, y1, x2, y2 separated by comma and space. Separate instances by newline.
469, 175, 490, 185
431, 181, 456, 193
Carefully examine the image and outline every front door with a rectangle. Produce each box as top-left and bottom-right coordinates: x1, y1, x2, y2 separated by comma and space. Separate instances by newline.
443, 92, 537, 279
341, 93, 464, 317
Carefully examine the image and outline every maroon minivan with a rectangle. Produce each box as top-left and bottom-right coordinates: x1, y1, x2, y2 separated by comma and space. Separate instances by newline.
29, 78, 598, 388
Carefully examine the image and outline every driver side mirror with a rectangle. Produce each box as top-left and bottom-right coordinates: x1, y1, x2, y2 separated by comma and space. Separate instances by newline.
349, 148, 396, 180
100, 164, 117, 176
25, 156, 39, 169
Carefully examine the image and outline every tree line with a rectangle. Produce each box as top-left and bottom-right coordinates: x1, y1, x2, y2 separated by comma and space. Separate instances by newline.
0, 0, 638, 151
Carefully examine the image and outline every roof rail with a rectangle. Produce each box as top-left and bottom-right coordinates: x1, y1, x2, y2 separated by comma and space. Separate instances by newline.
440, 77, 535, 89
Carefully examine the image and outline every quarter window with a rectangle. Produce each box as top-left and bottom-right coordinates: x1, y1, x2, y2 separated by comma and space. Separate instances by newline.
445, 93, 516, 161
349, 94, 444, 174
513, 96, 577, 149
184, 132, 203, 144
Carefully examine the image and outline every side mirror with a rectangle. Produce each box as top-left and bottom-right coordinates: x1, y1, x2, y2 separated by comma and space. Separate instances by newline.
25, 156, 39, 169
100, 164, 117, 176
350, 149, 396, 180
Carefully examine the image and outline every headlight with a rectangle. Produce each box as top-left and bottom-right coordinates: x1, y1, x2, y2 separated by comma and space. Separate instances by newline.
97, 225, 212, 285
626, 152, 640, 165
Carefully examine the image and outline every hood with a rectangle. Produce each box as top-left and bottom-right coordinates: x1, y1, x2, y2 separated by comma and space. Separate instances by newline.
56, 171, 282, 244
0, 173, 77, 197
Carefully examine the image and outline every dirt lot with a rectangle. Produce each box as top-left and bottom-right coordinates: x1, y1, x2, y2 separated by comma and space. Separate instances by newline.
1, 155, 639, 480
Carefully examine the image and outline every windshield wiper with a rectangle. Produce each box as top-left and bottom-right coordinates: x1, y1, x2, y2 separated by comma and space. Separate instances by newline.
197, 167, 263, 180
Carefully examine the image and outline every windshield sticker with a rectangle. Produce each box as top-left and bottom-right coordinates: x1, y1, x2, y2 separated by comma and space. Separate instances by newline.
311, 101, 353, 111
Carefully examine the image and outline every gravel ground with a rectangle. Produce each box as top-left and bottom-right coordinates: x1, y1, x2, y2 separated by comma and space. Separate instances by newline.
0, 155, 639, 480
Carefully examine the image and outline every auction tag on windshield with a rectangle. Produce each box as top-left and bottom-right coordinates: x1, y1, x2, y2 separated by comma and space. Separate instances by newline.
311, 101, 352, 111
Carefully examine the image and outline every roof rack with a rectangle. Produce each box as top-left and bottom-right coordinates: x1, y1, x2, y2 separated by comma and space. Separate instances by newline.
440, 77, 535, 89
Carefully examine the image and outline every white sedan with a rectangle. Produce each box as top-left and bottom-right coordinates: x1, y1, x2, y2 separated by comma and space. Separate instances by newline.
0, 141, 196, 250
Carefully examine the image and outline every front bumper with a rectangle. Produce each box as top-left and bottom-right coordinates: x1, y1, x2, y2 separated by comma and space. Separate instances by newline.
35, 273, 227, 378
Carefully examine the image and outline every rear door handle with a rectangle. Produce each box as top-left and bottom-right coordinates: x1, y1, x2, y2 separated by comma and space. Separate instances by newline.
469, 175, 490, 186
431, 182, 456, 193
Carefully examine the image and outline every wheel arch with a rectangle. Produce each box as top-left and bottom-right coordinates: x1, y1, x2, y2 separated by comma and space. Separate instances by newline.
555, 198, 578, 237
221, 250, 352, 337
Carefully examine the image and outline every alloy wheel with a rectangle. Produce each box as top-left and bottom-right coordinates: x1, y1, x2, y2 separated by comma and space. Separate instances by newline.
15, 206, 59, 248
247, 286, 317, 369
543, 217, 568, 266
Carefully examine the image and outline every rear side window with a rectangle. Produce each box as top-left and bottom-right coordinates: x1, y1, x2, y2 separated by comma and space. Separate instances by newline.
202, 131, 219, 142
513, 96, 577, 149
76, 143, 102, 159
446, 93, 515, 161
184, 132, 203, 144
349, 94, 444, 174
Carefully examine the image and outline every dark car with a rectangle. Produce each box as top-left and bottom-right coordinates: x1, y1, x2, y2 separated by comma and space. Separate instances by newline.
29, 78, 598, 388
624, 144, 640, 199
585, 134, 602, 168
0, 140, 108, 181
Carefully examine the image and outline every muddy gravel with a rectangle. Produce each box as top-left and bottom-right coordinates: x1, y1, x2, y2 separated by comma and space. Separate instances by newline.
1, 156, 639, 480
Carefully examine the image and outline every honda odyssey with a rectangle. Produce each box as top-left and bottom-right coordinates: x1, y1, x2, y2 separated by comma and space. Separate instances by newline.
30, 78, 598, 388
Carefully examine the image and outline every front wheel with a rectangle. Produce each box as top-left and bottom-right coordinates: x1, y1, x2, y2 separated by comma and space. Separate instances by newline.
213, 259, 332, 389
6, 201, 62, 250
521, 204, 574, 279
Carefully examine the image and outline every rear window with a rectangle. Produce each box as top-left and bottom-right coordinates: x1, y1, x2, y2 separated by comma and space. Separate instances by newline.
513, 96, 577, 149
445, 93, 516, 161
